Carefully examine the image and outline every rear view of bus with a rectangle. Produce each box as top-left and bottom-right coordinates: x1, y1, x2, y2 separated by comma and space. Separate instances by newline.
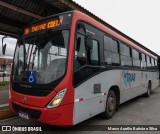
9, 12, 75, 126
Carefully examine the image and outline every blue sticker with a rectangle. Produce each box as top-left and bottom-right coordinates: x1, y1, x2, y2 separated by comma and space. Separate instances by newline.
123, 73, 136, 84
27, 71, 36, 84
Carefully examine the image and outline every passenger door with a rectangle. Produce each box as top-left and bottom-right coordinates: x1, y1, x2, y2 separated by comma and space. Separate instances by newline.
73, 22, 104, 125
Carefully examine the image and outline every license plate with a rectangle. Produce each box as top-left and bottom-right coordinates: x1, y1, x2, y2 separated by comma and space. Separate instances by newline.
19, 112, 29, 119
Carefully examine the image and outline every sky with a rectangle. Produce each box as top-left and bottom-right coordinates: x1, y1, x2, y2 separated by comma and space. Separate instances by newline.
73, 0, 160, 55
0, 0, 160, 56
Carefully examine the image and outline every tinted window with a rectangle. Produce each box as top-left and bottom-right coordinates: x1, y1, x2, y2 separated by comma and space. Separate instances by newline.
120, 43, 130, 56
142, 53, 146, 61
104, 36, 118, 53
104, 51, 120, 65
151, 58, 154, 66
155, 60, 157, 66
141, 53, 146, 68
132, 49, 139, 59
147, 56, 150, 63
104, 36, 120, 65
132, 49, 140, 67
141, 61, 147, 68
121, 55, 132, 66
133, 59, 141, 67
112, 40, 119, 52
104, 36, 112, 51
74, 33, 86, 71
147, 56, 151, 67
120, 43, 132, 66
91, 40, 99, 65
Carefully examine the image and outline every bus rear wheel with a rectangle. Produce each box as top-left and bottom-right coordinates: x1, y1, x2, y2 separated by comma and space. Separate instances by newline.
101, 90, 117, 119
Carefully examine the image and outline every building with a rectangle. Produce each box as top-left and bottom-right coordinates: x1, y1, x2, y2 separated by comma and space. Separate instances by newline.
0, 56, 13, 75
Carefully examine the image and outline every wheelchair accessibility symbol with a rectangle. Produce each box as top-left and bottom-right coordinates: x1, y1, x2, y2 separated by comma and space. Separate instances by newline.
29, 72, 34, 83
27, 71, 36, 84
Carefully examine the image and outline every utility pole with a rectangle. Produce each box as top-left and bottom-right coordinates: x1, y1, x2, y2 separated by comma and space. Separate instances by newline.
2, 59, 6, 82
2, 36, 7, 82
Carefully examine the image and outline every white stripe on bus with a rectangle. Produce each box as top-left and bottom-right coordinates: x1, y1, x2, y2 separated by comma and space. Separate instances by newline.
75, 93, 107, 102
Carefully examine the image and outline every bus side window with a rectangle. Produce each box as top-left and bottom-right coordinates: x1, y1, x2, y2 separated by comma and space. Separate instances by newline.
120, 43, 132, 66
90, 40, 99, 66
141, 53, 147, 69
132, 48, 141, 67
147, 56, 151, 67
151, 58, 154, 66
104, 35, 120, 66
155, 59, 157, 66
74, 33, 86, 71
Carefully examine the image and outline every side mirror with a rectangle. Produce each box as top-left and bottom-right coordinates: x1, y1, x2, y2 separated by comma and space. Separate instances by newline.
2, 43, 7, 55
86, 35, 93, 50
77, 23, 86, 31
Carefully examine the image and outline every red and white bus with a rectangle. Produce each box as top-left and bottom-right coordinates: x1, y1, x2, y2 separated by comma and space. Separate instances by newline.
9, 10, 160, 126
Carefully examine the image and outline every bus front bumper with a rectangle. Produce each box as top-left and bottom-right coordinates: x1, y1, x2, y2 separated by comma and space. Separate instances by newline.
9, 99, 73, 126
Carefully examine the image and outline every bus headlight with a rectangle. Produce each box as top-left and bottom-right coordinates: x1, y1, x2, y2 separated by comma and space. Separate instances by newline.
47, 89, 67, 108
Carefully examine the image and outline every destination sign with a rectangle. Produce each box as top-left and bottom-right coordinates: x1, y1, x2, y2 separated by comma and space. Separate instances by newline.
24, 18, 63, 35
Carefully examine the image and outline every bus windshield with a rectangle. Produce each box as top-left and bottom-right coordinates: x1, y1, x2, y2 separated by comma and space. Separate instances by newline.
12, 29, 69, 84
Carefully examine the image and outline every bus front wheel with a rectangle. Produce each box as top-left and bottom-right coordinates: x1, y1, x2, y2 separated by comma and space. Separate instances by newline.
101, 90, 117, 119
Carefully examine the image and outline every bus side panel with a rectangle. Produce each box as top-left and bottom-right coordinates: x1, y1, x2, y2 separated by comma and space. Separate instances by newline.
120, 70, 159, 105
73, 70, 121, 125
120, 70, 143, 104
141, 71, 149, 94
153, 69, 159, 89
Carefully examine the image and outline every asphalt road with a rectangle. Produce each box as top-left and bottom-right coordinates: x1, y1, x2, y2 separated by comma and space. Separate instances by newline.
0, 86, 160, 134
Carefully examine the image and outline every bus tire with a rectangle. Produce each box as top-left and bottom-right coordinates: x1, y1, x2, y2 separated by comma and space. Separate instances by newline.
101, 90, 117, 119
145, 82, 151, 97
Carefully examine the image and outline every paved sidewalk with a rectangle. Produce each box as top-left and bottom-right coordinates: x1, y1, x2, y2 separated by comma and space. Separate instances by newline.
0, 85, 9, 105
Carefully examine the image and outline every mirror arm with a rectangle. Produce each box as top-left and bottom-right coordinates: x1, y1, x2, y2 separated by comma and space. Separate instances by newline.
2, 36, 7, 48
77, 23, 86, 35
2, 36, 7, 55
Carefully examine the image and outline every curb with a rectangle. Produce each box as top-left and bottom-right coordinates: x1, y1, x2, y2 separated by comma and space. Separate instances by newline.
0, 109, 16, 120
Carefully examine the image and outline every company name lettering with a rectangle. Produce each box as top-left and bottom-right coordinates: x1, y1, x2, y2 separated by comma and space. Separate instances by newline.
124, 73, 136, 82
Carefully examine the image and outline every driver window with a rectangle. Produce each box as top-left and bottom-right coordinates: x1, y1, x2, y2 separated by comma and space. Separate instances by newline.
74, 33, 86, 71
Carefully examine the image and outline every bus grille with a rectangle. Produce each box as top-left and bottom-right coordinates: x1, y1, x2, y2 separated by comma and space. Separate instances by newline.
12, 103, 42, 119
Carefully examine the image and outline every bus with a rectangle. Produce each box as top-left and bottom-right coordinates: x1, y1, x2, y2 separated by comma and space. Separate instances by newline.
9, 10, 160, 126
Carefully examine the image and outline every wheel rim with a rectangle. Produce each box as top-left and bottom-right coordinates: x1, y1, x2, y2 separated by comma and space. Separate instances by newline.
107, 95, 116, 113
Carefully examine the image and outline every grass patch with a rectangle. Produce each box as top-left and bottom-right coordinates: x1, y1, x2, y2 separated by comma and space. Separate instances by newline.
0, 81, 9, 86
